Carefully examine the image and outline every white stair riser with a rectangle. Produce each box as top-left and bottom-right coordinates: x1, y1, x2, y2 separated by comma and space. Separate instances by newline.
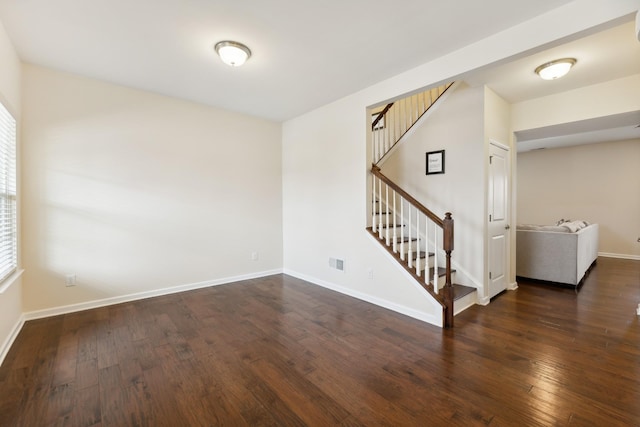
454, 290, 477, 315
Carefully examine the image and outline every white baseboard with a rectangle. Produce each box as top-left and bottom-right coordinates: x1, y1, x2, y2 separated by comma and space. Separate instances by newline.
598, 252, 640, 261
0, 314, 25, 367
23, 269, 283, 321
476, 295, 491, 306
283, 268, 442, 327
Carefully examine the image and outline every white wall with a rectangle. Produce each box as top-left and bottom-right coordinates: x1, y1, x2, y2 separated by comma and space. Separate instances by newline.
512, 72, 640, 261
0, 22, 20, 115
0, 18, 23, 365
282, 87, 445, 326
382, 83, 486, 291
282, 1, 638, 325
21, 65, 283, 314
517, 139, 640, 258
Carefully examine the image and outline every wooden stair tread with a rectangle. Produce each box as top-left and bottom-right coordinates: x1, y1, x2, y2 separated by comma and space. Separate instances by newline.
452, 284, 476, 301
408, 251, 434, 260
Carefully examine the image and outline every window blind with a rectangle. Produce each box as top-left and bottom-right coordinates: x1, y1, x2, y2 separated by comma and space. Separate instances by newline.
0, 101, 17, 283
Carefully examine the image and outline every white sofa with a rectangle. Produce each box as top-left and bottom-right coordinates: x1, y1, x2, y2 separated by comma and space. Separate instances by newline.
516, 222, 599, 286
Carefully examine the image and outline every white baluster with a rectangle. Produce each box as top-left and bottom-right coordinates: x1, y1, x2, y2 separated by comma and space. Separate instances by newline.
424, 214, 429, 286
378, 179, 383, 239
407, 206, 413, 269
401, 99, 407, 135
380, 119, 385, 160
385, 184, 390, 246
410, 95, 416, 126
383, 110, 388, 155
405, 98, 411, 133
384, 112, 390, 155
393, 103, 398, 146
372, 176, 376, 233
374, 119, 379, 162
372, 120, 376, 164
404, 97, 409, 130
433, 223, 439, 293
400, 102, 403, 137
400, 198, 405, 261
415, 212, 420, 277
373, 120, 383, 163
392, 191, 397, 253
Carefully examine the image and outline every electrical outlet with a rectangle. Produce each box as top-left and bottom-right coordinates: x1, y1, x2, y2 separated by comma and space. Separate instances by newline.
65, 274, 76, 287
367, 268, 374, 279
251, 251, 259, 261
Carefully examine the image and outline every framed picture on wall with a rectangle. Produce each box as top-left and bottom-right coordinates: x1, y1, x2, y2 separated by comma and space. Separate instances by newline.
426, 150, 445, 175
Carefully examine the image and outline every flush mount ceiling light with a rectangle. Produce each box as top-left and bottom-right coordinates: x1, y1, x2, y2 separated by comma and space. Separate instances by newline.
535, 58, 577, 80
214, 41, 251, 67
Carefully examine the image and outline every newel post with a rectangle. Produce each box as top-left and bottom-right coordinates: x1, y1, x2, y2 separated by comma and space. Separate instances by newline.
443, 212, 454, 328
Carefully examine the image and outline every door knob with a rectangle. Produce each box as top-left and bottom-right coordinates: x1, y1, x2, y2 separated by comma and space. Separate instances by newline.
505, 225, 511, 230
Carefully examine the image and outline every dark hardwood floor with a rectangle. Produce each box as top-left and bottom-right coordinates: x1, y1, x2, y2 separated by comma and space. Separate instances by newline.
1, 257, 638, 426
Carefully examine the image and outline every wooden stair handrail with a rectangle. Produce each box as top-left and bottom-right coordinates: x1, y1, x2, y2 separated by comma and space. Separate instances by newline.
372, 165, 443, 227
371, 102, 393, 130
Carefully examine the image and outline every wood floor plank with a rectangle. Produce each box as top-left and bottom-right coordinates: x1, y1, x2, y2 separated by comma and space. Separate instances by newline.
200, 351, 280, 426
46, 382, 75, 425
0, 367, 28, 425
0, 257, 638, 425
140, 364, 187, 426
71, 384, 101, 427
51, 344, 78, 387
248, 356, 351, 425
76, 325, 98, 363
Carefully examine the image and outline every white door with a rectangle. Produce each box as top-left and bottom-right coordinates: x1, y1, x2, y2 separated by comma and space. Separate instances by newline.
488, 142, 510, 299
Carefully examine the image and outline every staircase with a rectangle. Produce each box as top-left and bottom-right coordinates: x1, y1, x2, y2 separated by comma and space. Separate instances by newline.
368, 83, 476, 328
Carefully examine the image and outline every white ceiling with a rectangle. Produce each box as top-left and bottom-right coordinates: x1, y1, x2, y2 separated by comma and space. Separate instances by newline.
0, 0, 575, 121
464, 19, 640, 151
0, 0, 638, 151
465, 20, 640, 104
